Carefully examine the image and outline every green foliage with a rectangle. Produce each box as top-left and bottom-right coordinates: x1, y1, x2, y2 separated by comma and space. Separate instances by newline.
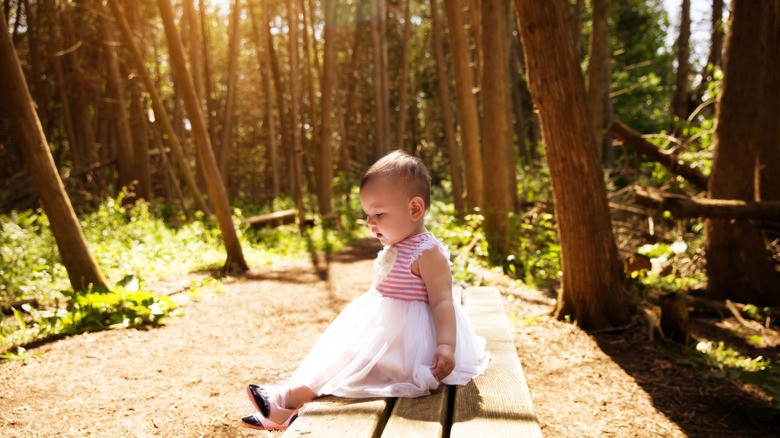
693, 341, 780, 419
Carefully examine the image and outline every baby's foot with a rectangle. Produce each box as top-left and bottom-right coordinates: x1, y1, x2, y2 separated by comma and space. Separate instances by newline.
246, 384, 295, 424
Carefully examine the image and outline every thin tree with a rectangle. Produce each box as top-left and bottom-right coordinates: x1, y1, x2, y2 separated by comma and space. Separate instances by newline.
108, 0, 210, 215
442, 0, 483, 210
587, 0, 610, 159
0, 8, 110, 292
672, 0, 691, 131
370, 0, 390, 155
316, 0, 337, 219
481, 0, 515, 261
286, 0, 307, 229
156, 0, 248, 273
395, 0, 412, 147
705, 0, 780, 306
515, 0, 633, 329
218, 0, 243, 185
693, 0, 724, 106
430, 0, 464, 213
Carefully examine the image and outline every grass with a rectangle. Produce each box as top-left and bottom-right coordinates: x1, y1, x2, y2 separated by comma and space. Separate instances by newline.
0, 192, 361, 357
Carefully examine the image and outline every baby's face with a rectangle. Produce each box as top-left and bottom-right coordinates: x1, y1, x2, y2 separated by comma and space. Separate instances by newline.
359, 178, 421, 246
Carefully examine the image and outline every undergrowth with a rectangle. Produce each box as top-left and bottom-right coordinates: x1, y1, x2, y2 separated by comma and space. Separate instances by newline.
0, 192, 357, 357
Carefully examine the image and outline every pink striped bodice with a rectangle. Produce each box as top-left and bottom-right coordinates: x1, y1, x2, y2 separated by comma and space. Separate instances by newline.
370, 232, 450, 303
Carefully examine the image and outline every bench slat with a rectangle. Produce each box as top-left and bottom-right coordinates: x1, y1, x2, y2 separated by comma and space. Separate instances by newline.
282, 396, 393, 438
451, 287, 542, 438
380, 385, 448, 437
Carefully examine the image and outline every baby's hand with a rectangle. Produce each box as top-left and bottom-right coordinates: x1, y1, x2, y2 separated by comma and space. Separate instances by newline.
430, 344, 455, 381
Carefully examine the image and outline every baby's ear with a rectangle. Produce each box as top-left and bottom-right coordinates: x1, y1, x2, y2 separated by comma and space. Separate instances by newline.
409, 196, 425, 220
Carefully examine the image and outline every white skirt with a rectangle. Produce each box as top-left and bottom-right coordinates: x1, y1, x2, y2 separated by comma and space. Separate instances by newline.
290, 291, 490, 398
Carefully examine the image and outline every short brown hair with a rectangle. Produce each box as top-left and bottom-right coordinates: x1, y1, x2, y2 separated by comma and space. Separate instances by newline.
360, 150, 432, 210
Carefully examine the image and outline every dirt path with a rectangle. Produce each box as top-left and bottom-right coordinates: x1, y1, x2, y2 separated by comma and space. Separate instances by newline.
0, 241, 379, 438
1, 240, 777, 437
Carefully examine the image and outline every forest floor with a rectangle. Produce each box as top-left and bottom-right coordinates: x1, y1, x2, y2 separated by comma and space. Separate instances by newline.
1, 237, 779, 437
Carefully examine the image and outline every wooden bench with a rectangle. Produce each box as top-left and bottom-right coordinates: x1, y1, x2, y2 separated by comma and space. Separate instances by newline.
281, 286, 542, 437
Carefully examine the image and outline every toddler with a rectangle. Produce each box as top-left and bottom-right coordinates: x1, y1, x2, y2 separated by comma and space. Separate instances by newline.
241, 150, 489, 430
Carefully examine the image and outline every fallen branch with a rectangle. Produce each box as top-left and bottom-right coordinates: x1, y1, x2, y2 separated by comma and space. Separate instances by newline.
634, 186, 780, 220
608, 120, 709, 191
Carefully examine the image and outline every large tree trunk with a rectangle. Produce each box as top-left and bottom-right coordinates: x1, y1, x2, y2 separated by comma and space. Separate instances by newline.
156, 0, 248, 273
0, 8, 110, 292
316, 0, 337, 218
481, 0, 514, 262
515, 0, 633, 329
586, 0, 610, 160
430, 0, 463, 214
705, 0, 780, 306
443, 0, 483, 211
672, 0, 691, 131
108, 0, 210, 215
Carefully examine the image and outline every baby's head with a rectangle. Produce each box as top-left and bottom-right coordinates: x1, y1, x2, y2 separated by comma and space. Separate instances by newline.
360, 150, 431, 211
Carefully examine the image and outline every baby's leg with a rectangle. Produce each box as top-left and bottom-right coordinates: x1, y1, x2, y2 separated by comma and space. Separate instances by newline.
282, 384, 317, 409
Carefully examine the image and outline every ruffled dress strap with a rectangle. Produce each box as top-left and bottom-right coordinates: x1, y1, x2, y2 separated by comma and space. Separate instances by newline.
407, 232, 452, 269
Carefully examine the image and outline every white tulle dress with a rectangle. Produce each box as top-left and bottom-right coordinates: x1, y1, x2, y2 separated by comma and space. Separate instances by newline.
290, 232, 490, 398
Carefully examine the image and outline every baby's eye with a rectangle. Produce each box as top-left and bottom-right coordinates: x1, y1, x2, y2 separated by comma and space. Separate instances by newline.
375, 213, 384, 218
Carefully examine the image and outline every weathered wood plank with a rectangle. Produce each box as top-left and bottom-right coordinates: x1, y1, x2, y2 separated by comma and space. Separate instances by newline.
451, 287, 541, 438
381, 385, 449, 437
282, 396, 393, 438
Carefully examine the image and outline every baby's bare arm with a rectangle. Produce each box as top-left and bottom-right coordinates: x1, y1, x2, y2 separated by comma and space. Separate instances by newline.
414, 248, 456, 380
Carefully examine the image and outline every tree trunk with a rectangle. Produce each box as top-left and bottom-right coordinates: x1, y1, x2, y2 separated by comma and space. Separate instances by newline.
286, 0, 307, 229
247, 1, 280, 199
443, 0, 483, 211
184, 0, 203, 102
515, 0, 633, 329
587, 0, 609, 160
125, 0, 153, 202
156, 0, 248, 273
0, 8, 110, 292
108, 0, 210, 215
430, 0, 463, 214
98, 6, 137, 198
672, 0, 691, 131
570, 0, 584, 56
370, 0, 390, 156
218, 0, 242, 188
705, 0, 780, 306
693, 0, 724, 106
316, 0, 337, 218
481, 0, 514, 262
396, 0, 412, 147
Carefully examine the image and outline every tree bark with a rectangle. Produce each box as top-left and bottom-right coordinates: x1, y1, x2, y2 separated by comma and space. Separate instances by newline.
515, 0, 633, 329
443, 0, 483, 211
481, 0, 514, 262
430, 0, 463, 214
608, 120, 709, 191
705, 0, 780, 305
370, 0, 390, 156
156, 0, 248, 273
0, 8, 110, 292
587, 0, 610, 159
